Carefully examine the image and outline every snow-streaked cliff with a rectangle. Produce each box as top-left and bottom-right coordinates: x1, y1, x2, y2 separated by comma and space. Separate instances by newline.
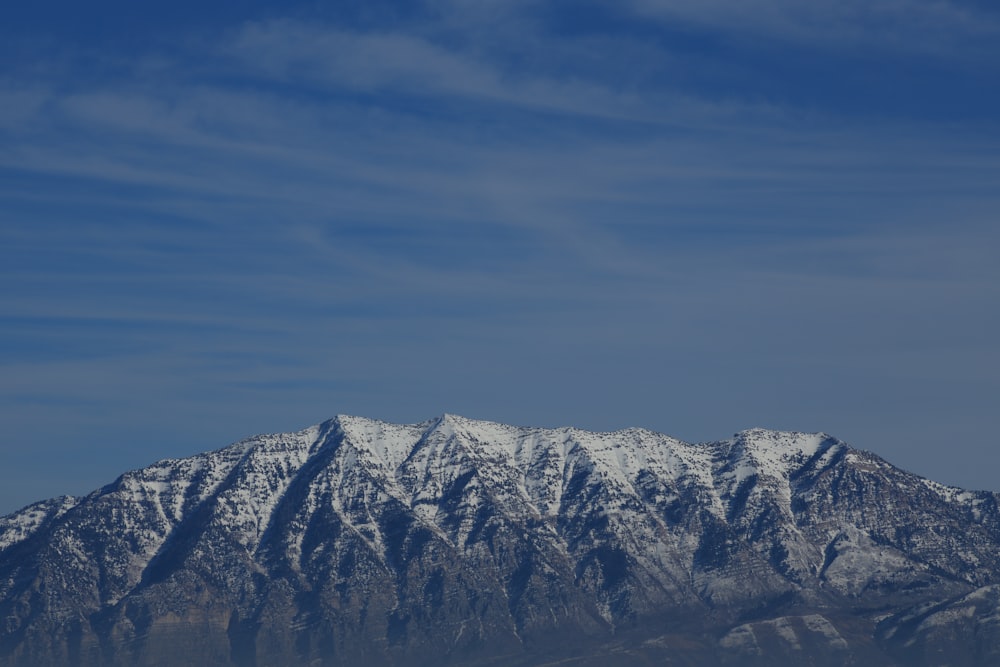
2, 414, 998, 666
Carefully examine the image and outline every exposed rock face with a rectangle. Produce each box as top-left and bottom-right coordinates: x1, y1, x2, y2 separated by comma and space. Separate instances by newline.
1, 414, 999, 665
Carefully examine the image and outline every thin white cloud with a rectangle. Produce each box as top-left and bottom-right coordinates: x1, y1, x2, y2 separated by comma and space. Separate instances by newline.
3, 0, 1000, 516
218, 19, 720, 125
227, 22, 499, 96
4, 58, 998, 294
2, 14, 997, 362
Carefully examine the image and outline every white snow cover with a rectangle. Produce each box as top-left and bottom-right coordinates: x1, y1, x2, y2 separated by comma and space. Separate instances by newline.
0, 495, 79, 552
0, 416, 853, 566
4, 412, 994, 617
1, 415, 845, 565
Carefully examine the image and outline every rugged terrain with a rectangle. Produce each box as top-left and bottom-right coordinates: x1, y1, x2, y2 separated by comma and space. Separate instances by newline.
2, 414, 999, 665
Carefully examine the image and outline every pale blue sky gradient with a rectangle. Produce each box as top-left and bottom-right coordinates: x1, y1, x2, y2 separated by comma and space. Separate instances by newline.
2, 0, 999, 513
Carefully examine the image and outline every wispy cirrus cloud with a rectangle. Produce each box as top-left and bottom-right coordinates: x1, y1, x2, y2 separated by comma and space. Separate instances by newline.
216, 19, 690, 125
1, 2, 999, 512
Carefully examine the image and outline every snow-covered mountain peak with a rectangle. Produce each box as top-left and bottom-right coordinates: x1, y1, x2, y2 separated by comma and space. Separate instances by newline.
331, 414, 423, 470
733, 427, 832, 452
0, 495, 79, 552
3, 414, 1000, 667
711, 428, 844, 488
426, 412, 518, 437
731, 428, 838, 462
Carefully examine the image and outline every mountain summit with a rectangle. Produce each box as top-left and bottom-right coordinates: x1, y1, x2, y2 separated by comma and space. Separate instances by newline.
2, 415, 999, 666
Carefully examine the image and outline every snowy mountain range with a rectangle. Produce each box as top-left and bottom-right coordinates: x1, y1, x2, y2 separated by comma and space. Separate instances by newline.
2, 414, 1000, 666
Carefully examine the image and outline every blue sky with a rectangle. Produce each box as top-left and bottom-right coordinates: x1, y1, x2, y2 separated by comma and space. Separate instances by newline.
2, 0, 999, 513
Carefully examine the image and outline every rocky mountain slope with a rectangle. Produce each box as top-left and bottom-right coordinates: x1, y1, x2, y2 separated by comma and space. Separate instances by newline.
2, 414, 999, 666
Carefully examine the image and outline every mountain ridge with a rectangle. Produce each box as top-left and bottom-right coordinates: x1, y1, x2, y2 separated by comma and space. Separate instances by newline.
2, 414, 999, 666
